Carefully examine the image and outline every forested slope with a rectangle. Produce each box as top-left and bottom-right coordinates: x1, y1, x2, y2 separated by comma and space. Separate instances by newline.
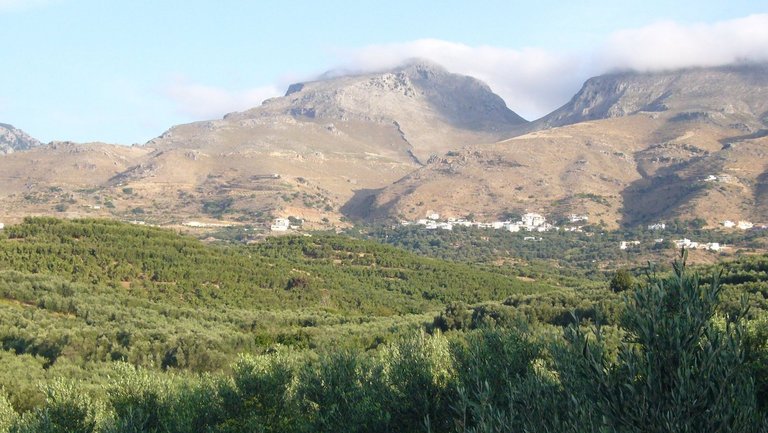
2, 218, 768, 432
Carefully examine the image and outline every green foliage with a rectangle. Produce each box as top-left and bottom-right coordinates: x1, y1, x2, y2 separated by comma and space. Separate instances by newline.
202, 197, 235, 217
0, 217, 550, 382
2, 218, 768, 432
216, 352, 299, 433
564, 252, 761, 432
297, 350, 389, 433
0, 389, 18, 433
432, 302, 472, 332
11, 380, 98, 433
380, 331, 455, 432
609, 268, 635, 292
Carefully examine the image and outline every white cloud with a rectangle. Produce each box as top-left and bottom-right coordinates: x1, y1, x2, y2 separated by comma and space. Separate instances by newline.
330, 14, 768, 120
162, 77, 281, 119
598, 14, 768, 72
332, 39, 583, 121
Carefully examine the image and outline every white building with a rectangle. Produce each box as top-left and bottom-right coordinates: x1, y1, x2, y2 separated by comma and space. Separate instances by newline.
647, 223, 666, 230
0, 223, 4, 230
270, 218, 290, 232
707, 242, 722, 252
723, 220, 736, 228
521, 213, 546, 229
427, 213, 440, 221
568, 214, 588, 223
738, 221, 754, 230
620, 240, 641, 250
536, 223, 556, 232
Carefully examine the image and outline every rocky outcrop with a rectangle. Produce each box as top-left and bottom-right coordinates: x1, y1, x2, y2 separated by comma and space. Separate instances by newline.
269, 60, 528, 131
537, 63, 768, 130
0, 123, 41, 155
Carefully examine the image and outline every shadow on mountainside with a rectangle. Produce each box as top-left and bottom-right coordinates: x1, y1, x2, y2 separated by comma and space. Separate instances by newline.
755, 169, 768, 219
340, 188, 387, 223
619, 151, 718, 227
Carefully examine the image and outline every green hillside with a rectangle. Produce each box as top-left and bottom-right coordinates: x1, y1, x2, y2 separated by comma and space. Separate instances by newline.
0, 218, 553, 387
2, 218, 768, 432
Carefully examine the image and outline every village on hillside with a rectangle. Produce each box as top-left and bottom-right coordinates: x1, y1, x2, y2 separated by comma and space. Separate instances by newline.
389, 212, 767, 251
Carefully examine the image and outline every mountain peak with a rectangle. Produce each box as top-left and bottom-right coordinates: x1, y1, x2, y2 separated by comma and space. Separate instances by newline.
538, 63, 768, 130
274, 61, 527, 134
0, 123, 42, 155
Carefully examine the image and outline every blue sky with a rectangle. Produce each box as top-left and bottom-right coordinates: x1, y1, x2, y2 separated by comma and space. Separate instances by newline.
1, 0, 767, 144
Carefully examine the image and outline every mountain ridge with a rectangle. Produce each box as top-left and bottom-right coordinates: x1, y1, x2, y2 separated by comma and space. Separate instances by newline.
0, 123, 42, 155
360, 62, 768, 227
1, 61, 767, 230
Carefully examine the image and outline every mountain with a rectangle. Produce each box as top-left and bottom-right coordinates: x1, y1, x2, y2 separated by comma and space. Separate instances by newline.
361, 63, 768, 227
0, 123, 41, 155
99, 61, 525, 225
2, 62, 767, 230
0, 61, 527, 227
538, 63, 768, 130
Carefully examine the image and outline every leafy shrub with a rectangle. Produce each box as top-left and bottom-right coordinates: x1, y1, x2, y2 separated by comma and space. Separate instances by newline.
11, 380, 98, 433
564, 252, 763, 432
0, 389, 18, 433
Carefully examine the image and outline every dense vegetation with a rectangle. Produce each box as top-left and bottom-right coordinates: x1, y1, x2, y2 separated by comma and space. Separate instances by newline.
353, 221, 768, 273
2, 218, 768, 431
0, 218, 554, 411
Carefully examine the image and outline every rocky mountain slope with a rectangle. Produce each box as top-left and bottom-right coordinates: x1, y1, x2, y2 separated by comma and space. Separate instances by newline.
1, 62, 766, 230
0, 123, 41, 155
538, 63, 768, 131
0, 62, 527, 227
363, 63, 768, 228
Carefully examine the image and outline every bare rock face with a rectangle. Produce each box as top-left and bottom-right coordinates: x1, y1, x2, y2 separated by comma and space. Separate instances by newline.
270, 60, 527, 129
0, 123, 42, 155
217, 60, 528, 162
539, 63, 768, 130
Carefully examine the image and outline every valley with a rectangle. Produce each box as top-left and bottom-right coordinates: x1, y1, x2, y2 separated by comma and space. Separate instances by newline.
1, 60, 768, 432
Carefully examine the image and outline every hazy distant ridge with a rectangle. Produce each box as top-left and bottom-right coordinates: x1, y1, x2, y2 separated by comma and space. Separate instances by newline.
0, 123, 42, 155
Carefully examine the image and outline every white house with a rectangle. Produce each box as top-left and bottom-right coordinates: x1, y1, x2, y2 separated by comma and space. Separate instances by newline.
738, 221, 754, 230
521, 213, 546, 229
568, 214, 588, 223
647, 223, 666, 230
0, 223, 4, 230
723, 220, 736, 228
536, 223, 556, 232
270, 218, 290, 232
620, 240, 641, 250
707, 242, 722, 252
427, 213, 440, 221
